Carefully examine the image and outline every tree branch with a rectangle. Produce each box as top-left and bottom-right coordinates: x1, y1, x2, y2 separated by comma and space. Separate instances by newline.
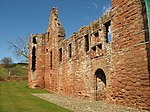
7, 39, 28, 59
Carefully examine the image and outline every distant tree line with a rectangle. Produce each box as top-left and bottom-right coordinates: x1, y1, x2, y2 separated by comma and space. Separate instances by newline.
0, 57, 28, 76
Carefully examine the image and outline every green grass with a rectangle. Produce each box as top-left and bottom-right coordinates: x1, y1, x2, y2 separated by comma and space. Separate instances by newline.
0, 81, 72, 112
0, 63, 28, 76
0, 66, 7, 76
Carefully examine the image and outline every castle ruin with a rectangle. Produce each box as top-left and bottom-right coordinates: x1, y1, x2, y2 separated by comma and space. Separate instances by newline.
28, 0, 150, 110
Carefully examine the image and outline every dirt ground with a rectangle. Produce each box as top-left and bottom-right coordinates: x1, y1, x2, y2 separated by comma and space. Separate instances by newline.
33, 93, 148, 112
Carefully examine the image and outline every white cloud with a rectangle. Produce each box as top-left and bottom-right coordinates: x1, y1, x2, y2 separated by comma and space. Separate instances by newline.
84, 1, 98, 10
102, 4, 111, 15
92, 2, 98, 9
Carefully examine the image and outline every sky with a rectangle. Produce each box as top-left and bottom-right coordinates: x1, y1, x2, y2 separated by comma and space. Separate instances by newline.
0, 0, 112, 63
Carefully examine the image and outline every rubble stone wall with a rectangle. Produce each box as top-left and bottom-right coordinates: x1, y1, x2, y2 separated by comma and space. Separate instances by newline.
109, 0, 150, 110
28, 0, 150, 110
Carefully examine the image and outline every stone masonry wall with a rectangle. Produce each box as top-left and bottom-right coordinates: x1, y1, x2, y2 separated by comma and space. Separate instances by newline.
109, 0, 150, 110
28, 0, 150, 110
44, 8, 65, 93
43, 8, 112, 100
28, 34, 47, 88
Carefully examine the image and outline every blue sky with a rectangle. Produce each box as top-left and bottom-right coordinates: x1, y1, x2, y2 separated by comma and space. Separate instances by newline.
0, 0, 112, 63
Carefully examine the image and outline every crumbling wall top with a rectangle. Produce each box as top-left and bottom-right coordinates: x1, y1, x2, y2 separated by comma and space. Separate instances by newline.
67, 9, 112, 40
48, 7, 65, 38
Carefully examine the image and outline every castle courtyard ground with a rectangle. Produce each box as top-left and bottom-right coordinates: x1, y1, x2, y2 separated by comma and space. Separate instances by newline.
33, 93, 148, 112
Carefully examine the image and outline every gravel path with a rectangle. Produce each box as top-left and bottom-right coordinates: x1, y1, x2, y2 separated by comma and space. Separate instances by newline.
32, 93, 148, 112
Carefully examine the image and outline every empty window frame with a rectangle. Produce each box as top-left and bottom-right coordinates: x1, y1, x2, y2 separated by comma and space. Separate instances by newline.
97, 44, 103, 56
32, 46, 36, 71
92, 46, 96, 51
59, 48, 62, 62
85, 34, 89, 52
50, 51, 52, 69
94, 31, 99, 37
97, 44, 102, 49
104, 21, 112, 43
33, 37, 37, 44
47, 32, 50, 42
69, 43, 72, 58
46, 49, 48, 53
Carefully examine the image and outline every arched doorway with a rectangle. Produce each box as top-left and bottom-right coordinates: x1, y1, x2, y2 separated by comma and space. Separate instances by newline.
95, 69, 106, 100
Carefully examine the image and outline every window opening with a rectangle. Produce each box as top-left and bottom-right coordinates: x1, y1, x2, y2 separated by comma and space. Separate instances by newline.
145, 0, 150, 40
97, 44, 102, 49
94, 32, 99, 37
47, 32, 50, 42
92, 46, 96, 51
33, 37, 37, 44
69, 43, 72, 58
50, 51, 52, 69
46, 49, 48, 53
32, 46, 36, 71
91, 46, 96, 58
85, 34, 89, 52
59, 48, 62, 62
105, 21, 112, 43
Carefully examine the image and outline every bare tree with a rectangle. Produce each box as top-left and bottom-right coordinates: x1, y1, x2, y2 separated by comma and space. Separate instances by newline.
8, 36, 29, 61
1, 57, 13, 66
1, 57, 13, 75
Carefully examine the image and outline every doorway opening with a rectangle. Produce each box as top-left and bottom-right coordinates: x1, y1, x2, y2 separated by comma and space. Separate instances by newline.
95, 68, 106, 100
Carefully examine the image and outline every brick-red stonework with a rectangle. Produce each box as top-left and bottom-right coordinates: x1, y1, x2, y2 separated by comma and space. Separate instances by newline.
28, 0, 150, 110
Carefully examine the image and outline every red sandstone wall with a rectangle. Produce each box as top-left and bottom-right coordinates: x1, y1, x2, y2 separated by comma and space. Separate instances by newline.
28, 34, 46, 88
35, 34, 46, 88
28, 1, 150, 110
43, 8, 110, 99
109, 0, 150, 110
59, 34, 93, 99
45, 8, 65, 93
44, 9, 112, 100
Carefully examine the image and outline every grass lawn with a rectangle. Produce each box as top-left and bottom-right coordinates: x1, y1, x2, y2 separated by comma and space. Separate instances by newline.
0, 81, 72, 112
0, 63, 28, 77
